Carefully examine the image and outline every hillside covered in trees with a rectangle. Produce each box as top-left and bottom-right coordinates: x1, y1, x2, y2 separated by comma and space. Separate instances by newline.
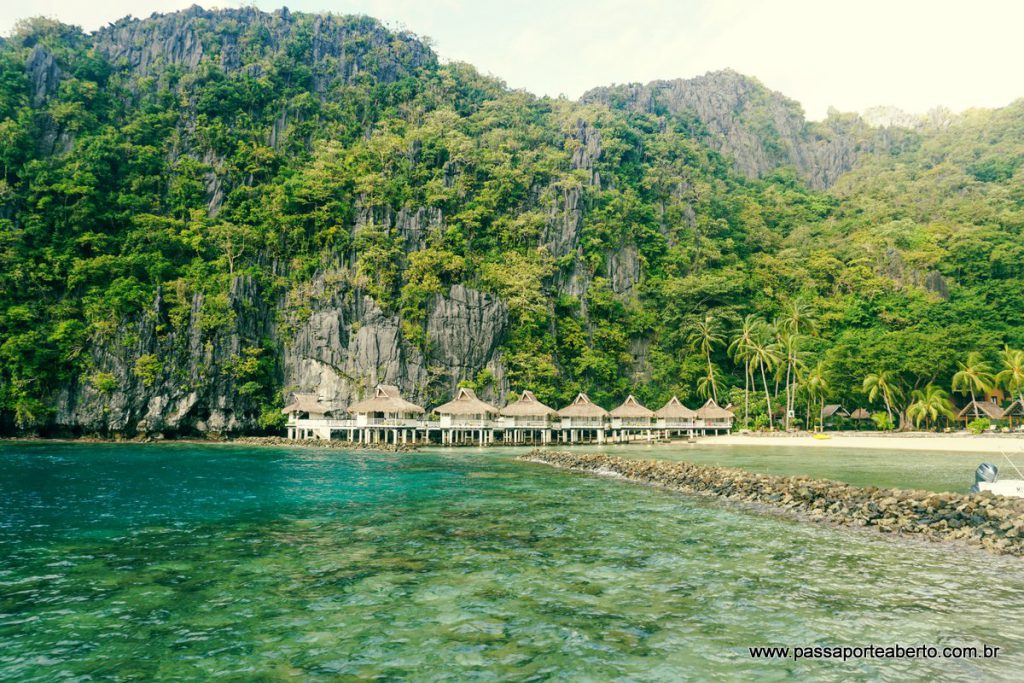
1, 6, 1022, 435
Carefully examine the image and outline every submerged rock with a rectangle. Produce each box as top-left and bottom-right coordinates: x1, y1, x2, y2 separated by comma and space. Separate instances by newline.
520, 450, 1024, 557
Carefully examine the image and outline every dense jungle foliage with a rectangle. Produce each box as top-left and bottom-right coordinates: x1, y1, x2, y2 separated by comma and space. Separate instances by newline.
1, 8, 1023, 432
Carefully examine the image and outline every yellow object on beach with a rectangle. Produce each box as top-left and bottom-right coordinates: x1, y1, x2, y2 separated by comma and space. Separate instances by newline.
813, 433, 831, 440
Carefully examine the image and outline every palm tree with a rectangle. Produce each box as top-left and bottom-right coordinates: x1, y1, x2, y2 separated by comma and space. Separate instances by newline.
906, 384, 955, 430
728, 315, 759, 428
697, 366, 716, 400
951, 351, 995, 418
863, 370, 902, 429
688, 313, 724, 403
778, 330, 807, 431
804, 361, 828, 430
782, 298, 817, 337
996, 346, 1024, 405
750, 322, 781, 430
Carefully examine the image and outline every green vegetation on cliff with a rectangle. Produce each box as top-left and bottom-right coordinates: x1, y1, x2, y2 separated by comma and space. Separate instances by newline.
0, 7, 1022, 434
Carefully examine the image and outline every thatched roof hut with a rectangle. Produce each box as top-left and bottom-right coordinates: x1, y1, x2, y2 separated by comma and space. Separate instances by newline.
957, 400, 1005, 420
821, 404, 850, 420
557, 393, 609, 418
433, 387, 498, 416
654, 396, 697, 419
282, 393, 329, 416
347, 384, 425, 415
696, 398, 734, 420
500, 390, 557, 417
610, 395, 654, 418
849, 408, 872, 420
1004, 399, 1024, 418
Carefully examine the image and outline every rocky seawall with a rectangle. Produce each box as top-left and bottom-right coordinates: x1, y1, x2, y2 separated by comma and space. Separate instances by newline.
521, 450, 1024, 556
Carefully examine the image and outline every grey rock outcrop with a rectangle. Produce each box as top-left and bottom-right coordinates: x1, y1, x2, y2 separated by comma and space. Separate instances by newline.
581, 70, 889, 189
283, 276, 508, 414
25, 44, 62, 105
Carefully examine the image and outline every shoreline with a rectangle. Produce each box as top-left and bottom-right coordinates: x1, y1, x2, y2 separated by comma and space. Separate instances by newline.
695, 432, 1024, 454
521, 449, 1024, 556
0, 435, 418, 453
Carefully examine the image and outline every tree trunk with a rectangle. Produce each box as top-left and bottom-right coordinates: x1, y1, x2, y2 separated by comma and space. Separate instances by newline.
760, 361, 774, 430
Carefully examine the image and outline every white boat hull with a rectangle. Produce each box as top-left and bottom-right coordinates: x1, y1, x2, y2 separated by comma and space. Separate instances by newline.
978, 480, 1024, 498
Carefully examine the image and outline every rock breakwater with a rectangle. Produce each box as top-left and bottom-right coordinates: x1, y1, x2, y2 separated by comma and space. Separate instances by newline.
521, 450, 1024, 556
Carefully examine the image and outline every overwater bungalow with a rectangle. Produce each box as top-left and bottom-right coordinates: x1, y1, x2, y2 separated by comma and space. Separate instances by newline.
432, 387, 499, 445
609, 395, 655, 442
500, 390, 557, 444
654, 396, 698, 437
957, 399, 1005, 430
346, 384, 425, 445
282, 393, 334, 439
557, 393, 609, 443
696, 398, 735, 433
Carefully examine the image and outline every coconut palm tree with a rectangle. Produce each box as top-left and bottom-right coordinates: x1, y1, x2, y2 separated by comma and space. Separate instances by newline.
688, 313, 724, 403
906, 384, 955, 430
863, 370, 902, 429
749, 322, 781, 430
778, 330, 807, 431
804, 361, 828, 430
996, 346, 1024, 405
951, 351, 995, 418
728, 314, 759, 428
782, 298, 817, 337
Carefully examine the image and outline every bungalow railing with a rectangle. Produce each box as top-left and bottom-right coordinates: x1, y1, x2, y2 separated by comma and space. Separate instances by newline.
439, 417, 498, 428
559, 417, 606, 428
611, 418, 655, 428
501, 417, 551, 428
355, 416, 423, 427
291, 418, 356, 428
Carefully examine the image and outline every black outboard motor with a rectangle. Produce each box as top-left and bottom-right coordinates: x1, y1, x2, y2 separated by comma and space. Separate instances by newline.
971, 463, 998, 493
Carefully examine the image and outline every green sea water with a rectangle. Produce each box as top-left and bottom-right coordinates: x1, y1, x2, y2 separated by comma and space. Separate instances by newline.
2, 442, 1024, 681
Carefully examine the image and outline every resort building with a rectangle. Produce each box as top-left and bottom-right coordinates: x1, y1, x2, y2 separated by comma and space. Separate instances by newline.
282, 393, 335, 440
499, 390, 557, 444
820, 404, 851, 429
849, 408, 873, 428
654, 396, 698, 438
696, 399, 735, 433
345, 384, 425, 445
282, 387, 734, 445
1003, 399, 1024, 429
957, 400, 1005, 426
609, 395, 655, 442
432, 387, 498, 446
557, 393, 610, 443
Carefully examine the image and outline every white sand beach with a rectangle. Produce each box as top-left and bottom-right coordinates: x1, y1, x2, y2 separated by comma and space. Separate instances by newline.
698, 433, 1024, 454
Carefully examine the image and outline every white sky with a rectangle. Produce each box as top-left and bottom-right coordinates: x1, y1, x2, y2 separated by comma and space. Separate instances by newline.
4, 0, 1022, 120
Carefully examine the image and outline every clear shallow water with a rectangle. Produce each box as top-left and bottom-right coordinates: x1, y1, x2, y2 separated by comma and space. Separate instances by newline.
587, 443, 996, 493
2, 442, 1024, 681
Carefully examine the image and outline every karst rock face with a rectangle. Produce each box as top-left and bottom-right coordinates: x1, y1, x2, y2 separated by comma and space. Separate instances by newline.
581, 70, 890, 190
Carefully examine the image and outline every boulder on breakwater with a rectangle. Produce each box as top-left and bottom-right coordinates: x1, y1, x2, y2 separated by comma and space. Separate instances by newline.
520, 450, 1024, 556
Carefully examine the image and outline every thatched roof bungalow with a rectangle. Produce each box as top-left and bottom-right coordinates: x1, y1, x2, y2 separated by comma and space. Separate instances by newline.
610, 395, 654, 426
347, 385, 424, 426
433, 387, 498, 426
696, 398, 735, 426
281, 393, 331, 419
500, 390, 557, 426
957, 400, 1005, 422
1004, 399, 1024, 427
558, 393, 608, 426
849, 408, 872, 421
654, 396, 697, 426
821, 404, 850, 420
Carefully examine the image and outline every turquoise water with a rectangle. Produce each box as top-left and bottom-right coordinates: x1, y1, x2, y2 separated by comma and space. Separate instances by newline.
587, 443, 996, 493
2, 442, 1024, 681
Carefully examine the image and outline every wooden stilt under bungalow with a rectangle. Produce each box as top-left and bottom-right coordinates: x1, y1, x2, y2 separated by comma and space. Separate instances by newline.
432, 387, 499, 446
499, 390, 557, 444
609, 395, 654, 443
557, 393, 609, 444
